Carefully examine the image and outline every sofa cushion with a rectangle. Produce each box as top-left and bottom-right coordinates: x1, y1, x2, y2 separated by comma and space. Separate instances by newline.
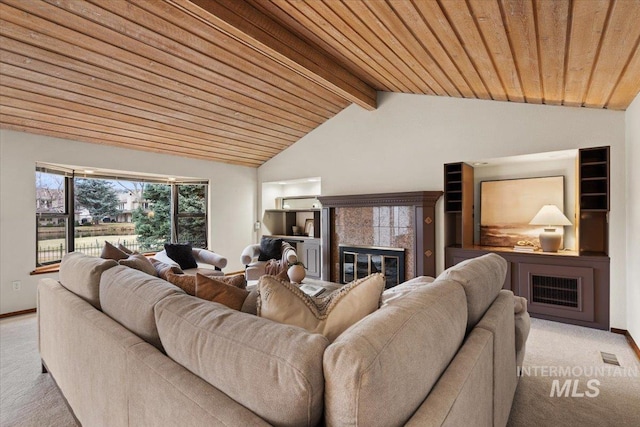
155, 293, 328, 427
323, 279, 467, 427
58, 252, 118, 310
119, 254, 158, 277
257, 273, 385, 342
438, 253, 508, 331
381, 275, 435, 306
195, 274, 249, 311
100, 241, 129, 261
100, 266, 185, 350
257, 237, 282, 261
164, 243, 197, 270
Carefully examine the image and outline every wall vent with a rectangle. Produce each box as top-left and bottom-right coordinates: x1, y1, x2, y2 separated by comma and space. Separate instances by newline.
531, 275, 579, 308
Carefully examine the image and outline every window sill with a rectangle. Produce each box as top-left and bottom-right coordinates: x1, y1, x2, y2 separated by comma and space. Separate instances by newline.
31, 264, 61, 275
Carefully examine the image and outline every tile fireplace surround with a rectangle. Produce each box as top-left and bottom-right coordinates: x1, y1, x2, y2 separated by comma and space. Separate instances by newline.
318, 192, 443, 283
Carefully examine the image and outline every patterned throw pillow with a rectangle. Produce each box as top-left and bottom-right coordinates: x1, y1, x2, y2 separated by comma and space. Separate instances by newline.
100, 241, 129, 261
195, 274, 250, 311
165, 272, 247, 297
166, 272, 196, 296
257, 273, 386, 342
219, 274, 247, 290
118, 254, 158, 277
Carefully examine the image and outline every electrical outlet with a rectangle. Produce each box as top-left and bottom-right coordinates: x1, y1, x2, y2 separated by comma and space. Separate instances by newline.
254, 221, 261, 231
12, 281, 21, 291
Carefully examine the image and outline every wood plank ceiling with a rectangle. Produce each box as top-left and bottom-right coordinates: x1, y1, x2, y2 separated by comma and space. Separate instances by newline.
1, 0, 639, 167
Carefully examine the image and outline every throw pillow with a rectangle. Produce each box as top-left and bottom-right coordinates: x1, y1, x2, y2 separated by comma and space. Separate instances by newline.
166, 272, 196, 296
164, 243, 197, 270
240, 288, 260, 315
258, 237, 283, 261
117, 243, 137, 255
100, 241, 129, 261
149, 258, 183, 280
195, 274, 250, 311
218, 274, 247, 290
118, 254, 158, 277
257, 273, 385, 342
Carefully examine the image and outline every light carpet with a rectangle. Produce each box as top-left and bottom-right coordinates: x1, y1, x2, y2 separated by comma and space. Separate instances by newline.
1, 314, 639, 426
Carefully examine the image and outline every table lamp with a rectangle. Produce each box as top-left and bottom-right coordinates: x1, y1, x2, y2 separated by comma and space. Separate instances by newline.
529, 205, 572, 252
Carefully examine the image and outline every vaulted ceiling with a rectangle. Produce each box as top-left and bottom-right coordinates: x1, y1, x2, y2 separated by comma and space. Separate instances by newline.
1, 0, 639, 167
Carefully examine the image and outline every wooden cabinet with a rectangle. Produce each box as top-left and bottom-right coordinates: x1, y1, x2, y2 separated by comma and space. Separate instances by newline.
578, 146, 609, 255
300, 239, 321, 279
444, 162, 474, 248
444, 146, 611, 330
446, 246, 610, 330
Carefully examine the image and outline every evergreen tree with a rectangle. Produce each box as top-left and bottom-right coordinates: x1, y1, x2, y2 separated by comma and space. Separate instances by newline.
133, 184, 171, 250
176, 185, 207, 247
75, 179, 119, 224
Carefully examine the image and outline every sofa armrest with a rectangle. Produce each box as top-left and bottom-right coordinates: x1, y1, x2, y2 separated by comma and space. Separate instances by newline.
514, 296, 531, 369
281, 243, 297, 265
193, 248, 227, 270
240, 244, 261, 265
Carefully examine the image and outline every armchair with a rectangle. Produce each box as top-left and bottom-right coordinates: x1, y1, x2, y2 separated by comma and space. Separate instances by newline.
153, 247, 227, 277
241, 239, 297, 281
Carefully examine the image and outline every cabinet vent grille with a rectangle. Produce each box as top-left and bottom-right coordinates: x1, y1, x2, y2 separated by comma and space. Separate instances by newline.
531, 275, 579, 308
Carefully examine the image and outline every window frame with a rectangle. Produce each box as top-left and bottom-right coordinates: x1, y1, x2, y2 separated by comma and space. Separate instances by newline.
35, 164, 209, 267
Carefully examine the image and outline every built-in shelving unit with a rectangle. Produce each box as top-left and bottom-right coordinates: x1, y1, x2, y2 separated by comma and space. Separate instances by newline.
444, 147, 611, 330
578, 146, 609, 255
444, 162, 474, 248
262, 195, 322, 279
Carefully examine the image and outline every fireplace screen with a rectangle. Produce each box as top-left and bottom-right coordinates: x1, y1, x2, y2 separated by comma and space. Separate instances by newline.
339, 245, 405, 288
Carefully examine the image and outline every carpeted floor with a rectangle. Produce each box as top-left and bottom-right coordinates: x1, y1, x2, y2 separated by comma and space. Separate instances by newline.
1, 313, 639, 426
507, 318, 640, 427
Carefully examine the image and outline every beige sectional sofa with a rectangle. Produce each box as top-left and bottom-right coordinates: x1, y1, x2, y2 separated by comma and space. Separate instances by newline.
38, 252, 529, 427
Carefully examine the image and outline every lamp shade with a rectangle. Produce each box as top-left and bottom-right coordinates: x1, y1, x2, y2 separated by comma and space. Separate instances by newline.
529, 205, 572, 226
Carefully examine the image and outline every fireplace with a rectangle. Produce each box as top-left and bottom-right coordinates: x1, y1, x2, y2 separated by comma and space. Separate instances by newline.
318, 191, 442, 283
339, 245, 406, 288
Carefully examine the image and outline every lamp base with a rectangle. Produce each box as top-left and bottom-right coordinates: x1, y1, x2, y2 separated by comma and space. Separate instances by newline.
539, 228, 562, 252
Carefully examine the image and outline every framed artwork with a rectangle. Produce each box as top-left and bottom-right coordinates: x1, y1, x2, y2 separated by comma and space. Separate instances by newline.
304, 218, 314, 237
480, 176, 565, 247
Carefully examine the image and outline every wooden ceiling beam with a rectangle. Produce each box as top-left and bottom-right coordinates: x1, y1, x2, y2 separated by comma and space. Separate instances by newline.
168, 0, 377, 110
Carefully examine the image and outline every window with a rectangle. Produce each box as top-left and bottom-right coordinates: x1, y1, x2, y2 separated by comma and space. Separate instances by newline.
36, 170, 71, 266
35, 165, 208, 267
175, 184, 207, 248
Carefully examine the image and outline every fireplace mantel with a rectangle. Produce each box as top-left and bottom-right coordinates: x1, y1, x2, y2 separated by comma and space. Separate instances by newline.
318, 191, 443, 282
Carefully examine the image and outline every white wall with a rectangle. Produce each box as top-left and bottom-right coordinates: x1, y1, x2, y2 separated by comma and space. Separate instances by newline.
258, 92, 628, 329
473, 157, 577, 250
0, 130, 257, 315
625, 93, 640, 341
